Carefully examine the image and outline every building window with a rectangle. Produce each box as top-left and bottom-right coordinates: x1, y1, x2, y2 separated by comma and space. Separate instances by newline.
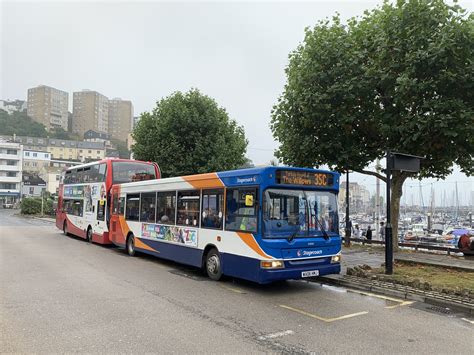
33, 153, 37, 157
29, 187, 34, 195
25, 152, 30, 157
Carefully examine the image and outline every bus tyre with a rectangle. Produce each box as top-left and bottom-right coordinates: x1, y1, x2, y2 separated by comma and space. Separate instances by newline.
205, 248, 223, 281
127, 235, 136, 257
86, 227, 93, 243
63, 221, 68, 236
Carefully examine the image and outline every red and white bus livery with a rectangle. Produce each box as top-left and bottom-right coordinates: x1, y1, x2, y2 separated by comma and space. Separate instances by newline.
56, 158, 160, 244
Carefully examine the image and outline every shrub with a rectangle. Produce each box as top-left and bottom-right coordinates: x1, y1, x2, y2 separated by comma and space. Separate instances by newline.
20, 197, 42, 215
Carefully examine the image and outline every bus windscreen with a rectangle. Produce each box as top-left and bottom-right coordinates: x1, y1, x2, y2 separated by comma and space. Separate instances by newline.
112, 162, 156, 184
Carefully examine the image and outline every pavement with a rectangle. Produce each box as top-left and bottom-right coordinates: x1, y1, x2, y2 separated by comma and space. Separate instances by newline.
339, 244, 474, 272
1, 208, 473, 353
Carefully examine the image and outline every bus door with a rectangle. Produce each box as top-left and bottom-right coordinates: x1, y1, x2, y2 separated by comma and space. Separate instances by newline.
95, 197, 107, 236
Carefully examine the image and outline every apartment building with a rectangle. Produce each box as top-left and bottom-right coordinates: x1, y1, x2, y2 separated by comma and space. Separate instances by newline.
72, 90, 108, 136
0, 140, 23, 206
77, 141, 106, 162
108, 99, 133, 142
47, 139, 79, 160
23, 150, 51, 174
27, 85, 69, 131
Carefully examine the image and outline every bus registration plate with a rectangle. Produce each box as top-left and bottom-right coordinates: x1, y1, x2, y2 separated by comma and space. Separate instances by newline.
301, 270, 319, 278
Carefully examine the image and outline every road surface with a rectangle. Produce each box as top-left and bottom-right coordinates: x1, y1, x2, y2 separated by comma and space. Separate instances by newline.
1, 209, 473, 353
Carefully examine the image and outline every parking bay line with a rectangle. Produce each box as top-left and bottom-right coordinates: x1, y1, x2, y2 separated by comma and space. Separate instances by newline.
345, 289, 415, 309
279, 304, 368, 323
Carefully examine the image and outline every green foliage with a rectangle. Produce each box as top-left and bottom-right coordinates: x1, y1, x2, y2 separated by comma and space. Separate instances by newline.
50, 127, 71, 139
20, 198, 42, 215
132, 89, 248, 178
110, 138, 130, 159
20, 196, 54, 215
0, 109, 48, 137
0, 109, 75, 140
271, 0, 474, 178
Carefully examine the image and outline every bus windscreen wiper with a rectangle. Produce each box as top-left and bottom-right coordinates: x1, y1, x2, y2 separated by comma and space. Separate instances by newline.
288, 229, 298, 242
315, 216, 330, 241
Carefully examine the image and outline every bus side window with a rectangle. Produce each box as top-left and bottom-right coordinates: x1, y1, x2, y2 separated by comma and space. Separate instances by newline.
201, 189, 224, 229
119, 197, 125, 216
156, 191, 176, 225
177, 191, 200, 227
97, 201, 105, 221
125, 194, 140, 221
112, 193, 119, 214
140, 192, 156, 223
225, 188, 258, 232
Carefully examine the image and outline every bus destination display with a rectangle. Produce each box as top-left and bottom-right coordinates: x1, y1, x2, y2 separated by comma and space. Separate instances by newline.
276, 170, 333, 187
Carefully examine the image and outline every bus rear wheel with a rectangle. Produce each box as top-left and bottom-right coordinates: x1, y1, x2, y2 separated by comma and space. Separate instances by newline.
86, 227, 93, 243
126, 234, 136, 256
205, 248, 223, 281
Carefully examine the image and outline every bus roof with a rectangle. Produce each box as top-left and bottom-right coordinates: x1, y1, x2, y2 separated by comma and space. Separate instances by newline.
117, 166, 340, 191
64, 158, 155, 171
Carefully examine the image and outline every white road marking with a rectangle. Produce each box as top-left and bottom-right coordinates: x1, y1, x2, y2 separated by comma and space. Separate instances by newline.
258, 330, 294, 340
461, 318, 474, 325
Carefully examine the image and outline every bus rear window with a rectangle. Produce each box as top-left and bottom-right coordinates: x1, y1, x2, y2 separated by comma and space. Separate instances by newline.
112, 162, 156, 184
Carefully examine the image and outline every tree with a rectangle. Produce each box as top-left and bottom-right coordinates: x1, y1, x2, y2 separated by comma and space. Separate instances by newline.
132, 89, 248, 177
0, 109, 48, 137
271, 0, 473, 250
110, 138, 130, 159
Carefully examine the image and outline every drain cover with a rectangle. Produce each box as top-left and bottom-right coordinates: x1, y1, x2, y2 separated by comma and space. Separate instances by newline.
427, 306, 452, 315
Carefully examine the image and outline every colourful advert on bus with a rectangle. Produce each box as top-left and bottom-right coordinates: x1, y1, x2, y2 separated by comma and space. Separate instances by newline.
141, 223, 198, 247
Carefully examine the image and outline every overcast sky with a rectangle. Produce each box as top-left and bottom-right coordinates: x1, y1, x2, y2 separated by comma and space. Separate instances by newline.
1, 0, 473, 205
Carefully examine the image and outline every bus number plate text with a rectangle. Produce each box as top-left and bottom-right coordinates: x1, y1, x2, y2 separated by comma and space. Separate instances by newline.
301, 270, 319, 278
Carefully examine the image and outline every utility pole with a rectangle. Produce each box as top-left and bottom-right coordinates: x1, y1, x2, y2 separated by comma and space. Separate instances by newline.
41, 189, 44, 216
385, 152, 393, 274
344, 171, 351, 247
375, 158, 381, 240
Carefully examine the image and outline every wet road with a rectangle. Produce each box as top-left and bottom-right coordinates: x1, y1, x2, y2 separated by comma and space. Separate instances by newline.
1, 209, 473, 354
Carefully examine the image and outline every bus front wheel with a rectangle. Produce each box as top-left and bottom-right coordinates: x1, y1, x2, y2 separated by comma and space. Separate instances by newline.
63, 221, 68, 236
126, 234, 136, 256
205, 248, 223, 281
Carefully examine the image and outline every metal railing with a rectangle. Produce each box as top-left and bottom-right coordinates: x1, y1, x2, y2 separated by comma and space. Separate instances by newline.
348, 237, 462, 255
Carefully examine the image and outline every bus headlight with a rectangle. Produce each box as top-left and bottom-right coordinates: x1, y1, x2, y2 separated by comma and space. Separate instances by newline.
331, 253, 341, 263
260, 260, 285, 269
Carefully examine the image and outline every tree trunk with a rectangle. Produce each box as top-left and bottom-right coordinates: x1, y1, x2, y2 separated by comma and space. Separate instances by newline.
390, 172, 407, 252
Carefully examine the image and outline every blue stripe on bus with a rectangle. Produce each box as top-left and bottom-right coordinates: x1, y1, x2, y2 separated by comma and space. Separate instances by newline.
136, 238, 203, 268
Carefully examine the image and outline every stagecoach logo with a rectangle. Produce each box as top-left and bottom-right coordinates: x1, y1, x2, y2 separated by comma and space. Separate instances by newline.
297, 249, 323, 257
236, 176, 257, 184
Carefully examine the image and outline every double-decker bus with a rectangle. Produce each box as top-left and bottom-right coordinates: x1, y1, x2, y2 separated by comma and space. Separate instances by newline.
56, 158, 161, 244
109, 166, 341, 283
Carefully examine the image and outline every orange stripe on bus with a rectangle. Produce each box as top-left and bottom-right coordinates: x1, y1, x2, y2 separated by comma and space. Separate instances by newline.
134, 237, 158, 253
237, 232, 273, 260
182, 173, 224, 189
